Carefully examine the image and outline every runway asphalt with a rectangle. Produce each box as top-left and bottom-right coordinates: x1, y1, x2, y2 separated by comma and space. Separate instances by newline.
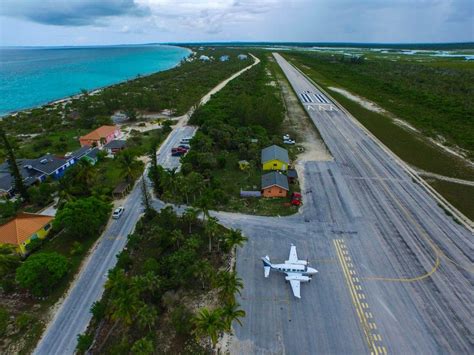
212, 53, 473, 354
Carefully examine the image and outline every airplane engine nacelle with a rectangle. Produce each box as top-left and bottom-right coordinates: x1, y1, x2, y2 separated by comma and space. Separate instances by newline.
285, 275, 311, 283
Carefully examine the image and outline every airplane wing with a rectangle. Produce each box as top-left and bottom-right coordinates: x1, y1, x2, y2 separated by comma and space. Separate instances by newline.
289, 278, 301, 298
288, 244, 298, 263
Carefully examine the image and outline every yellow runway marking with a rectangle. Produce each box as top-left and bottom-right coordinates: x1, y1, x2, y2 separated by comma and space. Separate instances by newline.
334, 239, 386, 354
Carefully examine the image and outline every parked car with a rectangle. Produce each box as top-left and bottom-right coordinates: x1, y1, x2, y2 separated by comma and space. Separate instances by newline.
283, 139, 296, 145
112, 206, 125, 219
180, 137, 192, 144
283, 134, 291, 140
290, 193, 302, 206
171, 147, 188, 156
178, 144, 190, 150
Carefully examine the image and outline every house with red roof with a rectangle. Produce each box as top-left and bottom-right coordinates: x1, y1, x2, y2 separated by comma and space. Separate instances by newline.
79, 125, 121, 148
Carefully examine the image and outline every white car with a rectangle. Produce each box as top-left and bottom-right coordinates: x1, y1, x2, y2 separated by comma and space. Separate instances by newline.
112, 206, 124, 219
283, 139, 296, 145
283, 134, 291, 140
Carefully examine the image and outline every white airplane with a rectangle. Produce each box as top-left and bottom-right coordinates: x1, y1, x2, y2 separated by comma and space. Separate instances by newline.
261, 244, 318, 299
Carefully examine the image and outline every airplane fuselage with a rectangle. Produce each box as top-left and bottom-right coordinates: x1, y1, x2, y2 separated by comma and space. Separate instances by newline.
271, 263, 318, 277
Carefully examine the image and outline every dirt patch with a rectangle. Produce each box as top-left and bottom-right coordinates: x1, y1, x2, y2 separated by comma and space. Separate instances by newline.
328, 86, 387, 115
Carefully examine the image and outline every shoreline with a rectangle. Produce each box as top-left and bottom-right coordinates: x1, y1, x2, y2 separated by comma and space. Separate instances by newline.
0, 45, 192, 119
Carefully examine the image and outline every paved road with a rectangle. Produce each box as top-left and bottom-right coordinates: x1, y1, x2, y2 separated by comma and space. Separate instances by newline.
214, 54, 473, 354
157, 126, 197, 171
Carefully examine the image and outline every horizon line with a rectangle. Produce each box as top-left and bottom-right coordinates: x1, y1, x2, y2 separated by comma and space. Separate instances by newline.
1, 40, 473, 49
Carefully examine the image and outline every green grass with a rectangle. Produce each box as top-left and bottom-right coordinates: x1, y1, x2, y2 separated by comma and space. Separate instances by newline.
283, 51, 474, 156
212, 153, 299, 216
17, 128, 87, 159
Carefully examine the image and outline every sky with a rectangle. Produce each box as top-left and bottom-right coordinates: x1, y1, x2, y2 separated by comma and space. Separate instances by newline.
0, 0, 473, 46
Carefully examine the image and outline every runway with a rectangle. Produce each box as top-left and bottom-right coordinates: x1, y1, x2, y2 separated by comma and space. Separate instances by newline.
214, 53, 473, 354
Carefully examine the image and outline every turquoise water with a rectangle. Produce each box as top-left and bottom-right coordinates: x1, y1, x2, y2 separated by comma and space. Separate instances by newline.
0, 45, 190, 115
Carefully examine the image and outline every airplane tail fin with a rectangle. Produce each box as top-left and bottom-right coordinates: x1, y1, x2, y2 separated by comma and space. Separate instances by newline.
262, 256, 271, 278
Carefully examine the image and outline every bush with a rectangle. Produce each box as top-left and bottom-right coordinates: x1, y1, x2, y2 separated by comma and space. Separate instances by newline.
131, 337, 154, 355
15, 313, 32, 332
53, 197, 111, 239
91, 301, 106, 321
0, 306, 8, 336
16, 252, 70, 296
69, 241, 84, 256
76, 333, 93, 353
170, 305, 193, 336
28, 183, 55, 207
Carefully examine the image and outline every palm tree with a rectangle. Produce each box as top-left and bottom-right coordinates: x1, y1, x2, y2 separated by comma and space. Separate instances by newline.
105, 268, 128, 296
117, 150, 136, 183
193, 259, 214, 290
215, 271, 244, 303
75, 159, 97, 191
224, 229, 248, 254
109, 287, 142, 325
205, 216, 219, 253
170, 229, 184, 249
166, 167, 178, 195
136, 304, 157, 332
221, 300, 246, 332
182, 207, 199, 233
0, 126, 28, 200
193, 308, 225, 348
196, 195, 212, 223
0, 244, 20, 275
134, 272, 161, 297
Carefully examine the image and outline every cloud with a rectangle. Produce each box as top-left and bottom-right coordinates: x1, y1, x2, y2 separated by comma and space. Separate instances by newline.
137, 0, 283, 34
0, 0, 150, 26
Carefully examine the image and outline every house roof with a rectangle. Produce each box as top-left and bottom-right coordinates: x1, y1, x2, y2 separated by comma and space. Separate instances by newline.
0, 213, 53, 246
85, 147, 100, 160
287, 169, 298, 178
103, 140, 127, 150
71, 146, 91, 159
29, 154, 68, 175
261, 171, 289, 190
0, 173, 14, 192
80, 125, 117, 141
0, 159, 45, 191
261, 145, 289, 164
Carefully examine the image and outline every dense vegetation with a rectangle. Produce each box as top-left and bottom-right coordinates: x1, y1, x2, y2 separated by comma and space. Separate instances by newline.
150, 53, 300, 215
80, 207, 247, 354
284, 51, 474, 157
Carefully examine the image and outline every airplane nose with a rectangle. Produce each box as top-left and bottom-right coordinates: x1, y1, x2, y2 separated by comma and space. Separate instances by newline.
308, 267, 318, 274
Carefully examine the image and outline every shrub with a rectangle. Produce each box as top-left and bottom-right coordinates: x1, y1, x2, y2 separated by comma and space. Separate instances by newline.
53, 197, 111, 239
0, 306, 8, 336
15, 313, 32, 332
16, 252, 70, 296
76, 333, 93, 353
90, 301, 106, 321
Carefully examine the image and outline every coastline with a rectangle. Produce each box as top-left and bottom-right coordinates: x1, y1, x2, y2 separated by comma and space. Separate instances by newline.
0, 45, 192, 118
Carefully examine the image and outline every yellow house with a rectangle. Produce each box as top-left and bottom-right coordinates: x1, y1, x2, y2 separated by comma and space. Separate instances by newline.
261, 145, 290, 171
0, 213, 54, 256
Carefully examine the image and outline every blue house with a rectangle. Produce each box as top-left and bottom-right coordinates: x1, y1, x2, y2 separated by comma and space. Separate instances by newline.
220, 55, 229, 62
0, 145, 97, 197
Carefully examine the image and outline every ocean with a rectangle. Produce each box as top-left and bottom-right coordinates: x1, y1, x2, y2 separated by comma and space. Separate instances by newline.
0, 45, 190, 115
